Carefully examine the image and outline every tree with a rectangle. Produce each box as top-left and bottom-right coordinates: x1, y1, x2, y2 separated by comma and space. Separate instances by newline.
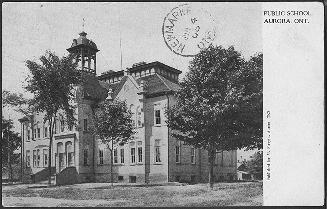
247, 151, 263, 180
91, 99, 134, 186
2, 117, 21, 183
166, 45, 262, 188
24, 50, 81, 186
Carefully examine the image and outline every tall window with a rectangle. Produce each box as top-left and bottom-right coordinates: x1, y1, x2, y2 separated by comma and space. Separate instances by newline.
83, 149, 88, 165
138, 146, 143, 163
191, 147, 196, 164
26, 150, 30, 167
120, 148, 124, 164
175, 145, 180, 163
58, 143, 64, 171
54, 119, 57, 134
155, 140, 161, 163
137, 106, 142, 128
43, 149, 48, 167
44, 127, 48, 138
83, 119, 88, 131
33, 150, 36, 167
37, 128, 41, 138
66, 142, 74, 167
154, 110, 161, 125
36, 149, 40, 167
60, 120, 65, 132
34, 128, 37, 139
99, 149, 104, 165
113, 148, 118, 164
68, 124, 73, 131
131, 147, 136, 164
27, 129, 30, 141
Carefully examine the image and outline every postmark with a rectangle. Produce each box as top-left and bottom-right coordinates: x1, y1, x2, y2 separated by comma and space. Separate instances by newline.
162, 4, 216, 57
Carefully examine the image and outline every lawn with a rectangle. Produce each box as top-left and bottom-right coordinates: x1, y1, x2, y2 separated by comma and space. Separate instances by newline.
2, 181, 262, 207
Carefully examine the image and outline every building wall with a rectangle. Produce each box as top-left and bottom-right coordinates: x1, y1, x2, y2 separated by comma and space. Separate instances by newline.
144, 95, 169, 183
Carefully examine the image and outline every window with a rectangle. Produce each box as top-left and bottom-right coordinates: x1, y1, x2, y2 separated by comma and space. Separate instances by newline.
137, 106, 142, 128
83, 119, 88, 131
99, 149, 104, 165
191, 147, 196, 164
154, 139, 161, 163
129, 176, 136, 183
155, 109, 161, 125
120, 148, 124, 164
54, 120, 57, 134
138, 147, 143, 163
27, 130, 30, 141
26, 150, 30, 167
130, 105, 135, 127
34, 128, 37, 139
58, 143, 64, 170
44, 127, 48, 138
113, 148, 118, 164
43, 149, 48, 167
118, 176, 124, 181
33, 150, 36, 167
175, 145, 180, 163
36, 149, 40, 167
83, 149, 88, 165
60, 120, 65, 132
66, 142, 74, 167
131, 148, 136, 164
68, 124, 73, 131
37, 128, 40, 138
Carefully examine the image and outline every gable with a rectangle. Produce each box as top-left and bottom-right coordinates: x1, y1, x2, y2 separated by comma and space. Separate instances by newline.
116, 76, 140, 106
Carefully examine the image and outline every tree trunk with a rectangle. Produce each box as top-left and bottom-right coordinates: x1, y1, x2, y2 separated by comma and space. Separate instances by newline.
7, 149, 12, 183
9, 154, 13, 183
110, 141, 113, 187
208, 144, 216, 189
48, 117, 54, 186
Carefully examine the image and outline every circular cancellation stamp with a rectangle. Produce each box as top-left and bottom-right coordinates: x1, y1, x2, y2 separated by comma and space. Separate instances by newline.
162, 4, 216, 57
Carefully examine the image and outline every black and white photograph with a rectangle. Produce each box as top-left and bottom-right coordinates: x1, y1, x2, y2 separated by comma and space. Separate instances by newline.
1, 2, 324, 207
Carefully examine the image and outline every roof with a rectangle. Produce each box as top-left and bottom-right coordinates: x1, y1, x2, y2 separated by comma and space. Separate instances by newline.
128, 61, 182, 74
136, 74, 180, 96
97, 73, 180, 100
98, 61, 182, 80
98, 76, 127, 99
237, 163, 248, 172
67, 31, 99, 52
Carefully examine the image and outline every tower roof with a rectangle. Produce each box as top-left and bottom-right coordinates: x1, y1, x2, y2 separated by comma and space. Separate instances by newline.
67, 31, 99, 52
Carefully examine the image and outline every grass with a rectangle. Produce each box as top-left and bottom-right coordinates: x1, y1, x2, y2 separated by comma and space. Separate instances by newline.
2, 181, 262, 207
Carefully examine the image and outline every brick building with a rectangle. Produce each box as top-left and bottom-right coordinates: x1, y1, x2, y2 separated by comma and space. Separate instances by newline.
19, 31, 237, 184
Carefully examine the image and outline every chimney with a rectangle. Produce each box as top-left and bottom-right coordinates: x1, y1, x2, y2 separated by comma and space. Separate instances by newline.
124, 68, 129, 76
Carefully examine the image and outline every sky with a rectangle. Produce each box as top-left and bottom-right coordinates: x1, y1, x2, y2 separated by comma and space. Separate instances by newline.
2, 2, 262, 159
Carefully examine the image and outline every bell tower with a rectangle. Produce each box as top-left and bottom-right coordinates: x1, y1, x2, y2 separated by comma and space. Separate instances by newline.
67, 31, 99, 75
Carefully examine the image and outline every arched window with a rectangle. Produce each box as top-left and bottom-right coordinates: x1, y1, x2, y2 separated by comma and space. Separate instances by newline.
66, 141, 74, 167
57, 142, 64, 171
